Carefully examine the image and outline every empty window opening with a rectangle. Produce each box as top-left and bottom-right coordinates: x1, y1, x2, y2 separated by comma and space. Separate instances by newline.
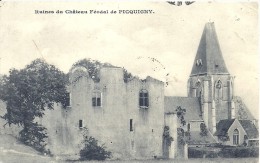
130, 119, 133, 131
65, 93, 71, 107
188, 123, 190, 131
79, 120, 83, 128
92, 91, 101, 107
233, 129, 239, 145
139, 89, 149, 108
215, 80, 223, 100
196, 59, 203, 66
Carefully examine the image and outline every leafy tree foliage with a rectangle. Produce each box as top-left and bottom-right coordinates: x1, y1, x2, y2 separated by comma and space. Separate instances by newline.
19, 122, 50, 154
177, 128, 185, 145
72, 58, 133, 82
80, 134, 112, 161
163, 126, 174, 146
176, 106, 186, 126
0, 59, 68, 154
200, 123, 208, 137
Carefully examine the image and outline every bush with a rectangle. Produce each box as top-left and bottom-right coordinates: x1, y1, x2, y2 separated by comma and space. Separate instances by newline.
188, 147, 219, 158
219, 146, 259, 158
188, 148, 204, 158
80, 136, 112, 161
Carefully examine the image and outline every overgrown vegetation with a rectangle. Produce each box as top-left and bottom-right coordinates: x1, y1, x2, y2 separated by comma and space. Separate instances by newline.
80, 129, 112, 161
200, 123, 208, 137
219, 146, 259, 158
176, 106, 186, 126
0, 59, 68, 154
72, 58, 133, 82
163, 126, 174, 146
175, 106, 190, 146
189, 146, 259, 158
177, 128, 185, 146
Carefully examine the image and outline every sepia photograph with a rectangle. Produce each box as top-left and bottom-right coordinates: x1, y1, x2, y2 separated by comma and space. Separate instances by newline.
0, 1, 258, 162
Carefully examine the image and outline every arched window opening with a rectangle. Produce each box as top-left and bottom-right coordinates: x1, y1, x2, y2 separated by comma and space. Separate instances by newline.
195, 80, 202, 98
215, 80, 223, 100
92, 90, 102, 107
139, 89, 149, 108
230, 80, 233, 100
196, 59, 203, 66
233, 129, 239, 145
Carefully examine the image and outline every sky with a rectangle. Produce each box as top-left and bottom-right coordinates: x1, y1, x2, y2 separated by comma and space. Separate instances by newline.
0, 1, 258, 117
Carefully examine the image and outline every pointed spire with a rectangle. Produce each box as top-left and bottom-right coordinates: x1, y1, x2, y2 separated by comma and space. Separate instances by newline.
190, 22, 229, 76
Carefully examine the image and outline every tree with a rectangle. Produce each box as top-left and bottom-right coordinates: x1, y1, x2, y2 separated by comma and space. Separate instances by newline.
80, 129, 112, 161
0, 59, 68, 154
72, 58, 133, 82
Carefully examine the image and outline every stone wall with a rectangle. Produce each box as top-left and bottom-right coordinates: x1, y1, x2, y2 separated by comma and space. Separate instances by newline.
188, 75, 234, 133
43, 66, 165, 160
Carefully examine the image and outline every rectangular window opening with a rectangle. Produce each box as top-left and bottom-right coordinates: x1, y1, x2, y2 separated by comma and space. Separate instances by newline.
130, 119, 133, 132
79, 120, 83, 128
92, 91, 102, 107
65, 93, 71, 107
92, 97, 96, 106
97, 98, 101, 106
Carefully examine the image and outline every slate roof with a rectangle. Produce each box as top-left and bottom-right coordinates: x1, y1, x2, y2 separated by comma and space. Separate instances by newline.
234, 96, 255, 120
164, 96, 202, 121
215, 119, 259, 139
214, 119, 235, 136
188, 131, 218, 145
190, 22, 229, 76
239, 120, 259, 139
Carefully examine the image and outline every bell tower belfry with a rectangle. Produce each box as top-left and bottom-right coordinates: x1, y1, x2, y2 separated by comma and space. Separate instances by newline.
187, 22, 235, 133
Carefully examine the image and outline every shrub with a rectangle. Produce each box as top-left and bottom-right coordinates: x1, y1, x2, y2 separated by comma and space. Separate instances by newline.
163, 126, 173, 146
188, 147, 219, 158
80, 136, 112, 161
188, 148, 204, 158
219, 146, 259, 158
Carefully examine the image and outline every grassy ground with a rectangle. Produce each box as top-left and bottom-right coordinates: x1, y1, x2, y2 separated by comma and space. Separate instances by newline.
74, 158, 259, 163
0, 153, 258, 163
0, 133, 54, 163
0, 134, 258, 163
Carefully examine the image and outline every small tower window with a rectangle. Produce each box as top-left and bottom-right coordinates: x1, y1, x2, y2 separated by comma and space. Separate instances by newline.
195, 80, 202, 98
139, 89, 149, 108
215, 80, 223, 100
196, 59, 203, 66
187, 123, 190, 131
233, 129, 239, 145
92, 90, 102, 107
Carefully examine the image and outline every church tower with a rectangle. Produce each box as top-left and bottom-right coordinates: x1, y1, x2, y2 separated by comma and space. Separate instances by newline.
187, 22, 235, 133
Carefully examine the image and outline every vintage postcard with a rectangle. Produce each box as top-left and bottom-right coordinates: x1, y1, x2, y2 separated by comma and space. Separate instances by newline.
0, 1, 258, 162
